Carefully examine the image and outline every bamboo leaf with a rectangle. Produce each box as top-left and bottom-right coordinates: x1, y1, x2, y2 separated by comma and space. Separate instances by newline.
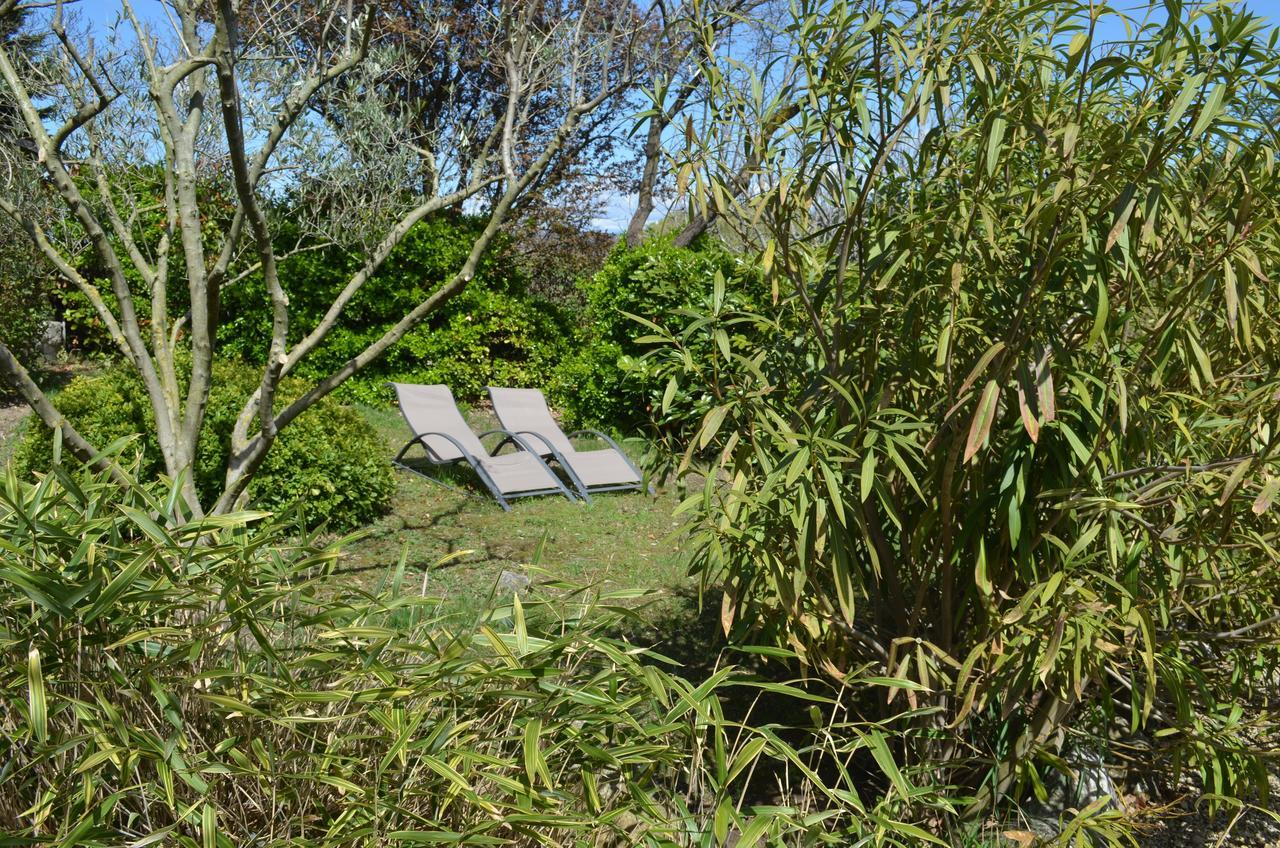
28, 647, 47, 744
1015, 362, 1041, 443
1104, 185, 1137, 252
1164, 73, 1205, 129
1190, 83, 1227, 138
201, 804, 216, 848
959, 342, 1006, 397
1218, 458, 1252, 506
866, 730, 911, 799
661, 376, 678, 414
985, 115, 1007, 178
1223, 258, 1238, 330
1253, 477, 1279, 515
1036, 352, 1056, 423
964, 381, 1001, 463
699, 405, 731, 449
860, 450, 877, 502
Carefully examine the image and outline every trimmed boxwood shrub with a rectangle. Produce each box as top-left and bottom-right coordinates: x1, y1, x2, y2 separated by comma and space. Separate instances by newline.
10, 360, 394, 529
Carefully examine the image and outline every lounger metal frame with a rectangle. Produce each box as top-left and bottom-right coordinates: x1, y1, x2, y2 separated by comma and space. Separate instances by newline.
496, 427, 652, 503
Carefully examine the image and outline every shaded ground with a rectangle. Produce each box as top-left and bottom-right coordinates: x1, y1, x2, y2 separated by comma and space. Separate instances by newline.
0, 362, 98, 466
1134, 777, 1280, 847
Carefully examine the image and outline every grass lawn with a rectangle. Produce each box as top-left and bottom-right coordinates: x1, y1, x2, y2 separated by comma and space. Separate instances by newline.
325, 404, 699, 624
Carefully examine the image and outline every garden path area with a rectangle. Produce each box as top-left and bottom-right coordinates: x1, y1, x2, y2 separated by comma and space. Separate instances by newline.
0, 400, 28, 466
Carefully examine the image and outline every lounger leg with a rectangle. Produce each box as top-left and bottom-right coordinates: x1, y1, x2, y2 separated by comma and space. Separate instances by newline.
393, 439, 416, 465
392, 439, 500, 505
534, 455, 579, 503
467, 458, 514, 511
491, 435, 520, 454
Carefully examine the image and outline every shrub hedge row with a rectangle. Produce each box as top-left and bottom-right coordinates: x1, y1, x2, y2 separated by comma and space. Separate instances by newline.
9, 360, 394, 530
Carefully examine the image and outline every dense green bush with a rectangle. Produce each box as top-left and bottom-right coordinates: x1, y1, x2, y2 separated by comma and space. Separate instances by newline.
219, 214, 573, 405
0, 467, 986, 846
10, 360, 393, 529
550, 237, 764, 442
654, 0, 1280, 839
0, 221, 52, 393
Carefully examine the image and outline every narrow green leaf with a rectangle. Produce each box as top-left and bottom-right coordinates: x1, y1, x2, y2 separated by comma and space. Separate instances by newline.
699, 405, 731, 449
201, 804, 216, 848
1163, 73, 1204, 130
860, 450, 876, 502
865, 730, 910, 799
985, 116, 1007, 178
1190, 83, 1227, 138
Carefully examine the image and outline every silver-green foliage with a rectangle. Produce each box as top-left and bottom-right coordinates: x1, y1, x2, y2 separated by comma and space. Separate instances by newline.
646, 0, 1280, 825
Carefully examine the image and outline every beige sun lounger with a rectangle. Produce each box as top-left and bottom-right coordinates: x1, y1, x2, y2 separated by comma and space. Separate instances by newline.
390, 383, 575, 510
487, 387, 648, 502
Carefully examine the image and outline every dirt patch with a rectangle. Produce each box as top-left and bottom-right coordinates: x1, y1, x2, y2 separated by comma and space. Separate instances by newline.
0, 401, 28, 442
0, 400, 29, 466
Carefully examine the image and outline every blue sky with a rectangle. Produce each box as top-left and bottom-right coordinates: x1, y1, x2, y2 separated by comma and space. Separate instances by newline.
71, 0, 1277, 233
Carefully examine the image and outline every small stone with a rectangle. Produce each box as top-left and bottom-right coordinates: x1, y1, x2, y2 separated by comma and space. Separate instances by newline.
496, 569, 531, 595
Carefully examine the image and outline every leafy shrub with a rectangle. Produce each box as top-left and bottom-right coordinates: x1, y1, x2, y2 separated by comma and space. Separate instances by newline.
651, 0, 1280, 838
0, 221, 52, 394
10, 360, 393, 529
551, 237, 764, 443
0, 467, 978, 846
219, 214, 572, 406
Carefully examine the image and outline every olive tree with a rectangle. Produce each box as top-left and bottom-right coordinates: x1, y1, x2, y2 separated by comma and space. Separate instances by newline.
0, 0, 647, 514
651, 0, 1280, 826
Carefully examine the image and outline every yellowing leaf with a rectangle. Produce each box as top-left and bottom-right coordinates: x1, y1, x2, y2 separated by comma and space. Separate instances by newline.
1254, 477, 1279, 515
1104, 187, 1137, 253
1218, 458, 1252, 507
1036, 350, 1056, 423
1015, 362, 1040, 443
964, 380, 1001, 463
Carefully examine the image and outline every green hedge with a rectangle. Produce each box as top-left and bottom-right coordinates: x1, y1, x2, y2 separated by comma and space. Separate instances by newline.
10, 360, 394, 529
0, 220, 53, 395
218, 215, 573, 406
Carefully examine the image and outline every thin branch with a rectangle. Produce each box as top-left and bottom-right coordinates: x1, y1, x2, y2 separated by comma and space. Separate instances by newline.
0, 341, 128, 484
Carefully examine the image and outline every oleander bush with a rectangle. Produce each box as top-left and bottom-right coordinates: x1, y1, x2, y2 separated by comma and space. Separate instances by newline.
0, 465, 1033, 846
9, 360, 393, 529
647, 0, 1280, 839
